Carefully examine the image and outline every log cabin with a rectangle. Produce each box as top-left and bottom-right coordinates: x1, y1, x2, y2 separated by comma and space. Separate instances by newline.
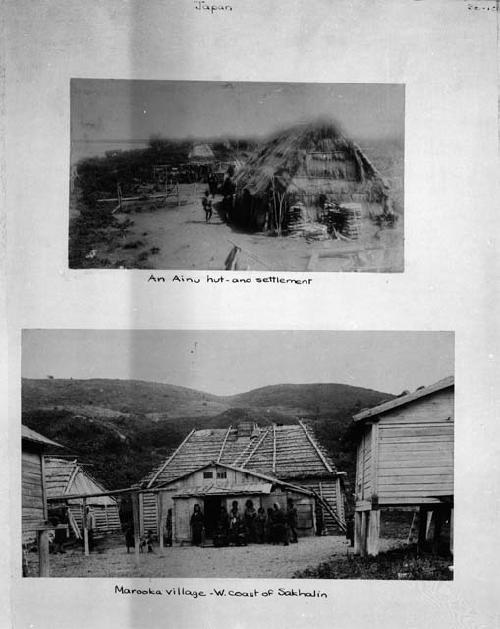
45, 457, 121, 536
352, 376, 454, 556
139, 421, 346, 542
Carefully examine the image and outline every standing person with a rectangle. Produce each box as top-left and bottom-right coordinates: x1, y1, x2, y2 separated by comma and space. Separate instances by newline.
255, 507, 267, 544
345, 514, 355, 548
286, 499, 298, 544
85, 506, 96, 552
146, 530, 155, 553
272, 503, 289, 546
315, 501, 324, 536
214, 505, 229, 547
190, 504, 204, 546
244, 499, 257, 543
221, 175, 235, 223
266, 507, 275, 543
208, 172, 218, 197
202, 190, 212, 222
228, 501, 246, 546
124, 521, 135, 553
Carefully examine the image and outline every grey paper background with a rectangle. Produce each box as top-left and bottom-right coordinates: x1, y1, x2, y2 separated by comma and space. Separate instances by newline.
3, 0, 499, 627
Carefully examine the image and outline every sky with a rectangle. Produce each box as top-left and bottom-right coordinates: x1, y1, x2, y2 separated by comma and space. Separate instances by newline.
22, 330, 453, 397
71, 80, 404, 160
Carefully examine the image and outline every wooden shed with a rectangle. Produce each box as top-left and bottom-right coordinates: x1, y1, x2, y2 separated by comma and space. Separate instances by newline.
45, 457, 121, 535
22, 425, 63, 545
352, 376, 454, 556
153, 462, 316, 545
139, 421, 346, 538
45, 457, 121, 534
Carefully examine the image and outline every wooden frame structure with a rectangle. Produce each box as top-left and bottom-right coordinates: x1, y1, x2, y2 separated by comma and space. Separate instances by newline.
97, 179, 180, 214
352, 376, 454, 556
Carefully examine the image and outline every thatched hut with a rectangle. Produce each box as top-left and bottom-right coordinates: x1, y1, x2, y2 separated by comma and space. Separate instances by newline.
233, 119, 388, 232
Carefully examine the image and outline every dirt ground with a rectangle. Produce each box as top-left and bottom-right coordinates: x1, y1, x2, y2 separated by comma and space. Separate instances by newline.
26, 534, 400, 579
70, 184, 404, 272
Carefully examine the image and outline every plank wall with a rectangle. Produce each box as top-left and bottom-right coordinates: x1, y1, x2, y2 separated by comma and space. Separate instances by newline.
22, 450, 45, 544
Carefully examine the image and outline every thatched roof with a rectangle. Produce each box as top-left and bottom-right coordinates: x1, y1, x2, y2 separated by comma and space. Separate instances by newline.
234, 119, 385, 198
141, 422, 340, 488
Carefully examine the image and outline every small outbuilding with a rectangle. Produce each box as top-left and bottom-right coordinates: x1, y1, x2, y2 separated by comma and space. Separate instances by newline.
352, 376, 454, 556
45, 457, 121, 536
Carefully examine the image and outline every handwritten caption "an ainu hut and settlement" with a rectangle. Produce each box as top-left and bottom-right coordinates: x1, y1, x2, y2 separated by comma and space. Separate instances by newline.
147, 274, 313, 286
114, 585, 328, 599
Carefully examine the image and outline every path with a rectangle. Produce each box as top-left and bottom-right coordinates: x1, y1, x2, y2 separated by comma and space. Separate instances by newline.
31, 535, 399, 579
87, 184, 403, 272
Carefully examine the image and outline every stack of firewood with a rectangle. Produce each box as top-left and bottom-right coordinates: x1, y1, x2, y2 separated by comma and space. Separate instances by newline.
339, 203, 361, 239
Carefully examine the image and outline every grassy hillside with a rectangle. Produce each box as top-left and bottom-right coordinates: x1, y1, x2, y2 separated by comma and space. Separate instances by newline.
22, 378, 393, 492
22, 378, 229, 418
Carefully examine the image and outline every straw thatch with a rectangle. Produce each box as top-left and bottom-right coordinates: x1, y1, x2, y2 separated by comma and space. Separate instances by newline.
233, 119, 387, 231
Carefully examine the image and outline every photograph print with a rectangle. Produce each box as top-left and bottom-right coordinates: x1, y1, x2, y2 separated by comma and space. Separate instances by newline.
70, 80, 404, 272
22, 330, 453, 579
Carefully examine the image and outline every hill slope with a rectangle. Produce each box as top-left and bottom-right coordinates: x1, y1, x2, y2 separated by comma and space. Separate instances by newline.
22, 378, 393, 491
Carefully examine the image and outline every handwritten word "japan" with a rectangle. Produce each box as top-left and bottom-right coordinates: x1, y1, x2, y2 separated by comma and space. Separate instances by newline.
194, 1, 233, 13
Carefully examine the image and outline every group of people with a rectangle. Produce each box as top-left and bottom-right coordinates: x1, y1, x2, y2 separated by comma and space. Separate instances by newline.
190, 499, 299, 547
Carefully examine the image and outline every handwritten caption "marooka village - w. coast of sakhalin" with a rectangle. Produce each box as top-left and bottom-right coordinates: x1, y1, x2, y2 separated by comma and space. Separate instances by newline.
115, 585, 328, 598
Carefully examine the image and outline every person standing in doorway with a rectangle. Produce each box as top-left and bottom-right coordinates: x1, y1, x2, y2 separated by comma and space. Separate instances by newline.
190, 504, 204, 546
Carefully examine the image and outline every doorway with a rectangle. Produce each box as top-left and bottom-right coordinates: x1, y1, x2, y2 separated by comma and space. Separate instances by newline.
203, 497, 222, 539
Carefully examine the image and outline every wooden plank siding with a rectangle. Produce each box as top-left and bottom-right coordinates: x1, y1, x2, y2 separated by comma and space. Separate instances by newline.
355, 384, 454, 509
355, 426, 373, 502
22, 450, 45, 544
66, 503, 122, 534
141, 492, 159, 536
298, 478, 342, 533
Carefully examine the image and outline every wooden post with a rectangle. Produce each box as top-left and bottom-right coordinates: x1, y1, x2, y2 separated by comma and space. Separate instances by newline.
37, 529, 50, 577
366, 510, 380, 556
82, 497, 89, 556
172, 501, 176, 546
417, 506, 427, 553
354, 511, 362, 554
449, 508, 454, 555
360, 511, 368, 557
425, 510, 433, 540
432, 508, 443, 555
407, 510, 419, 544
132, 492, 140, 562
158, 493, 164, 551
